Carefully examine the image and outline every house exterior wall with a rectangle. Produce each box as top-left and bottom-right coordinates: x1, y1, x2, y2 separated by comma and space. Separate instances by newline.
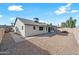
14, 19, 48, 37
14, 19, 26, 37
25, 25, 48, 36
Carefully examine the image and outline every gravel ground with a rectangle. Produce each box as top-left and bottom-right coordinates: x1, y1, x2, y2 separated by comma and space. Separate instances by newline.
27, 33, 79, 55
0, 33, 16, 55
1, 32, 79, 55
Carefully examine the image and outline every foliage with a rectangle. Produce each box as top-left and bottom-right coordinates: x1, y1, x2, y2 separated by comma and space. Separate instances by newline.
34, 18, 39, 23
61, 22, 67, 28
47, 23, 53, 27
61, 17, 77, 28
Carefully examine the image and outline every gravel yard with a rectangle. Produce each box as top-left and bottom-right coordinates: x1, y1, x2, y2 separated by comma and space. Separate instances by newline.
0, 33, 16, 54
27, 33, 79, 54
1, 32, 79, 55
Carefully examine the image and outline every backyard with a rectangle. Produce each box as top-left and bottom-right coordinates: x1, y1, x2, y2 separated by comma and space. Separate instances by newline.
0, 28, 79, 55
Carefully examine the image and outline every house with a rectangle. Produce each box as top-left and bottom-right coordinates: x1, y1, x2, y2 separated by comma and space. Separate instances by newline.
13, 17, 48, 37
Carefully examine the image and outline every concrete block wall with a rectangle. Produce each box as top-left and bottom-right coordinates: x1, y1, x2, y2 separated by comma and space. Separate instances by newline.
58, 28, 79, 45
72, 28, 79, 45
0, 28, 5, 43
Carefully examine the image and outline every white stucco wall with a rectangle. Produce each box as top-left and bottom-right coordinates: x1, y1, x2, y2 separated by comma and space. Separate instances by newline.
25, 25, 48, 36
14, 19, 25, 37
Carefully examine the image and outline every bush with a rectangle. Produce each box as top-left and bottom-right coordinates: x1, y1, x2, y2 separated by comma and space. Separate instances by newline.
61, 31, 68, 33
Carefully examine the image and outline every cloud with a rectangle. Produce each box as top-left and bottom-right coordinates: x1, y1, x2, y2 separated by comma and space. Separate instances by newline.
54, 3, 72, 15
0, 14, 3, 18
70, 10, 78, 13
55, 7, 67, 15
8, 5, 24, 11
62, 3, 72, 8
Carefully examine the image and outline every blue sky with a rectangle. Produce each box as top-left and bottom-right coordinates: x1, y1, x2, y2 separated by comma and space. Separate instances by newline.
0, 3, 79, 26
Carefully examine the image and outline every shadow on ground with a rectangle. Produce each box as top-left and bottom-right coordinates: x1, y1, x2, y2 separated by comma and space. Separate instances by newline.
0, 28, 69, 55
33, 29, 69, 37
16, 40, 50, 55
0, 33, 16, 55
0, 32, 50, 55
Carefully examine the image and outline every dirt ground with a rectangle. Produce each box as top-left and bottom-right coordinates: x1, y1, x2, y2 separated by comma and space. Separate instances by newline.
0, 33, 16, 54
1, 32, 79, 55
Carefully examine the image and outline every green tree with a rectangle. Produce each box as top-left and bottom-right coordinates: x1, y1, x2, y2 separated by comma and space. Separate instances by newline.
61, 17, 77, 28
73, 19, 76, 27
47, 23, 53, 30
34, 18, 39, 23
61, 22, 67, 28
66, 17, 76, 28
47, 23, 53, 27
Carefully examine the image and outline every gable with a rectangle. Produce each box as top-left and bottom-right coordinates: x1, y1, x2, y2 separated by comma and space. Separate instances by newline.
14, 18, 24, 27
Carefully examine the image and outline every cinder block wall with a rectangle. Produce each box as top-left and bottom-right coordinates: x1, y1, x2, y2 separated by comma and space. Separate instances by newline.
0, 28, 5, 43
72, 28, 79, 45
58, 28, 79, 45
58, 28, 74, 33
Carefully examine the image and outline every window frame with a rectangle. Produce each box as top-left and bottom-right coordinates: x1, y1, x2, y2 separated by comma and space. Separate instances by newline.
22, 26, 23, 30
39, 26, 43, 31
33, 26, 36, 30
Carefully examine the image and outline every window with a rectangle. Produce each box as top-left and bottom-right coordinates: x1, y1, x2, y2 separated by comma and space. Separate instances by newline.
33, 26, 36, 30
39, 27, 43, 31
22, 26, 23, 30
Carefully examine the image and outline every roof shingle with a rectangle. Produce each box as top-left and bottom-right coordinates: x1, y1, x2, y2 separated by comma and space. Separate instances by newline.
16, 17, 47, 26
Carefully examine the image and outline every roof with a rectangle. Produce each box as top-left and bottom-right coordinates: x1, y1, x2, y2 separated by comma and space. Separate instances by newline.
14, 17, 47, 26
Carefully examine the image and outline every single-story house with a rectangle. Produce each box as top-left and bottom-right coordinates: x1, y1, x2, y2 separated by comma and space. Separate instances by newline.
13, 17, 49, 37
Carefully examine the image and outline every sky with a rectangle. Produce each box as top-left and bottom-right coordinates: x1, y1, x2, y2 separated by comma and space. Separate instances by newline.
0, 3, 79, 26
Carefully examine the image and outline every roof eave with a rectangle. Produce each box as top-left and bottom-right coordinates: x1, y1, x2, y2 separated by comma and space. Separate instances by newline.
25, 24, 47, 26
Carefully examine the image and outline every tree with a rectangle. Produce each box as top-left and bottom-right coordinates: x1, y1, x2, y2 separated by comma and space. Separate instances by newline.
47, 23, 53, 28
73, 19, 76, 27
61, 17, 77, 28
66, 20, 70, 27
66, 17, 76, 28
47, 23, 53, 32
34, 18, 39, 23
11, 23, 14, 27
61, 22, 67, 28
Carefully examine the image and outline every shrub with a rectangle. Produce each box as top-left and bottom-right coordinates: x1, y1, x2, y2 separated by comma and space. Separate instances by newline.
61, 31, 68, 33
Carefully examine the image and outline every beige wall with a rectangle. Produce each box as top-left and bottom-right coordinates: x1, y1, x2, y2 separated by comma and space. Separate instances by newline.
72, 28, 79, 45
25, 25, 48, 36
14, 19, 48, 37
14, 19, 25, 37
58, 28, 74, 33
0, 28, 5, 43
58, 28, 79, 45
